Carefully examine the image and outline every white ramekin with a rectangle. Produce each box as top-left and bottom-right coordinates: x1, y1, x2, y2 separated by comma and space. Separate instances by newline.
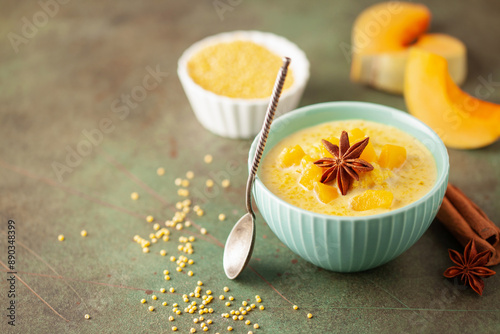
177, 30, 310, 139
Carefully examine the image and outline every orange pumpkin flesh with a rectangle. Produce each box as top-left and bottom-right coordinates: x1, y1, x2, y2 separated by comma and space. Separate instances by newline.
351, 2, 466, 94
351, 2, 431, 82
404, 49, 500, 149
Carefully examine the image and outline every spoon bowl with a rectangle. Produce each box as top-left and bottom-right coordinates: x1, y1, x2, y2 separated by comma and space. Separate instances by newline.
223, 213, 256, 279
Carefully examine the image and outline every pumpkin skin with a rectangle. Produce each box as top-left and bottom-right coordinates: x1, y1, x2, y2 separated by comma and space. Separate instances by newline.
404, 48, 500, 149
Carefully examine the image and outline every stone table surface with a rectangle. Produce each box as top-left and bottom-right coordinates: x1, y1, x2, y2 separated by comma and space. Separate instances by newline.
1, 0, 499, 333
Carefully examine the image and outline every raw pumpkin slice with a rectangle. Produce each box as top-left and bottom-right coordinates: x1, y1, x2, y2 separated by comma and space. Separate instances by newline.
405, 48, 500, 149
350, 2, 466, 94
351, 2, 431, 82
356, 34, 466, 94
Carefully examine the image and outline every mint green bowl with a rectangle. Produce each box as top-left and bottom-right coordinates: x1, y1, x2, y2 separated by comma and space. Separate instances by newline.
250, 101, 449, 272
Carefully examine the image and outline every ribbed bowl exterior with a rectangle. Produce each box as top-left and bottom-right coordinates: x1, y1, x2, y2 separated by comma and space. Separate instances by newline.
251, 102, 450, 272
177, 31, 310, 139
178, 75, 305, 138
254, 175, 447, 272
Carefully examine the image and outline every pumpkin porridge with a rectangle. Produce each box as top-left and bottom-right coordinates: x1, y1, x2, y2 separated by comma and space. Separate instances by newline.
260, 120, 437, 216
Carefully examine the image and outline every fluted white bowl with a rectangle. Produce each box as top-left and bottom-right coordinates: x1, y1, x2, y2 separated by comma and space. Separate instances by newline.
178, 30, 310, 139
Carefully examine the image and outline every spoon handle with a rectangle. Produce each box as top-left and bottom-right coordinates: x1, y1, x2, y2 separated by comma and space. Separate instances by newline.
246, 57, 291, 214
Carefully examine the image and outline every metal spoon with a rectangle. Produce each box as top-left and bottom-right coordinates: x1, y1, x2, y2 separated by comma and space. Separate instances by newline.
223, 57, 291, 279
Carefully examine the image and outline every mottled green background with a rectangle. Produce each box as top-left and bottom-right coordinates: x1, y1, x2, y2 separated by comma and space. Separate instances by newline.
1, 0, 499, 333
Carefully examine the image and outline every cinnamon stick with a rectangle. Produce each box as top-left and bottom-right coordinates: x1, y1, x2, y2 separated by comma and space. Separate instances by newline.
437, 183, 500, 266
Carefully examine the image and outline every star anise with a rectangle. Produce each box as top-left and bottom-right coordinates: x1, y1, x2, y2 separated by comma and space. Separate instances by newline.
313, 131, 374, 196
443, 239, 496, 296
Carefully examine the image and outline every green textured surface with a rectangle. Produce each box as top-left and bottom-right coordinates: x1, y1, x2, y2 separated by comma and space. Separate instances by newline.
0, 0, 499, 333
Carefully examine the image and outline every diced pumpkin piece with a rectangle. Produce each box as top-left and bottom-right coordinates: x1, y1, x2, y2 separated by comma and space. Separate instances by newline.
349, 128, 366, 141
277, 145, 305, 168
405, 48, 500, 149
351, 190, 393, 211
349, 128, 377, 162
358, 145, 377, 162
299, 163, 323, 190
378, 144, 406, 169
299, 154, 314, 172
313, 181, 339, 204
